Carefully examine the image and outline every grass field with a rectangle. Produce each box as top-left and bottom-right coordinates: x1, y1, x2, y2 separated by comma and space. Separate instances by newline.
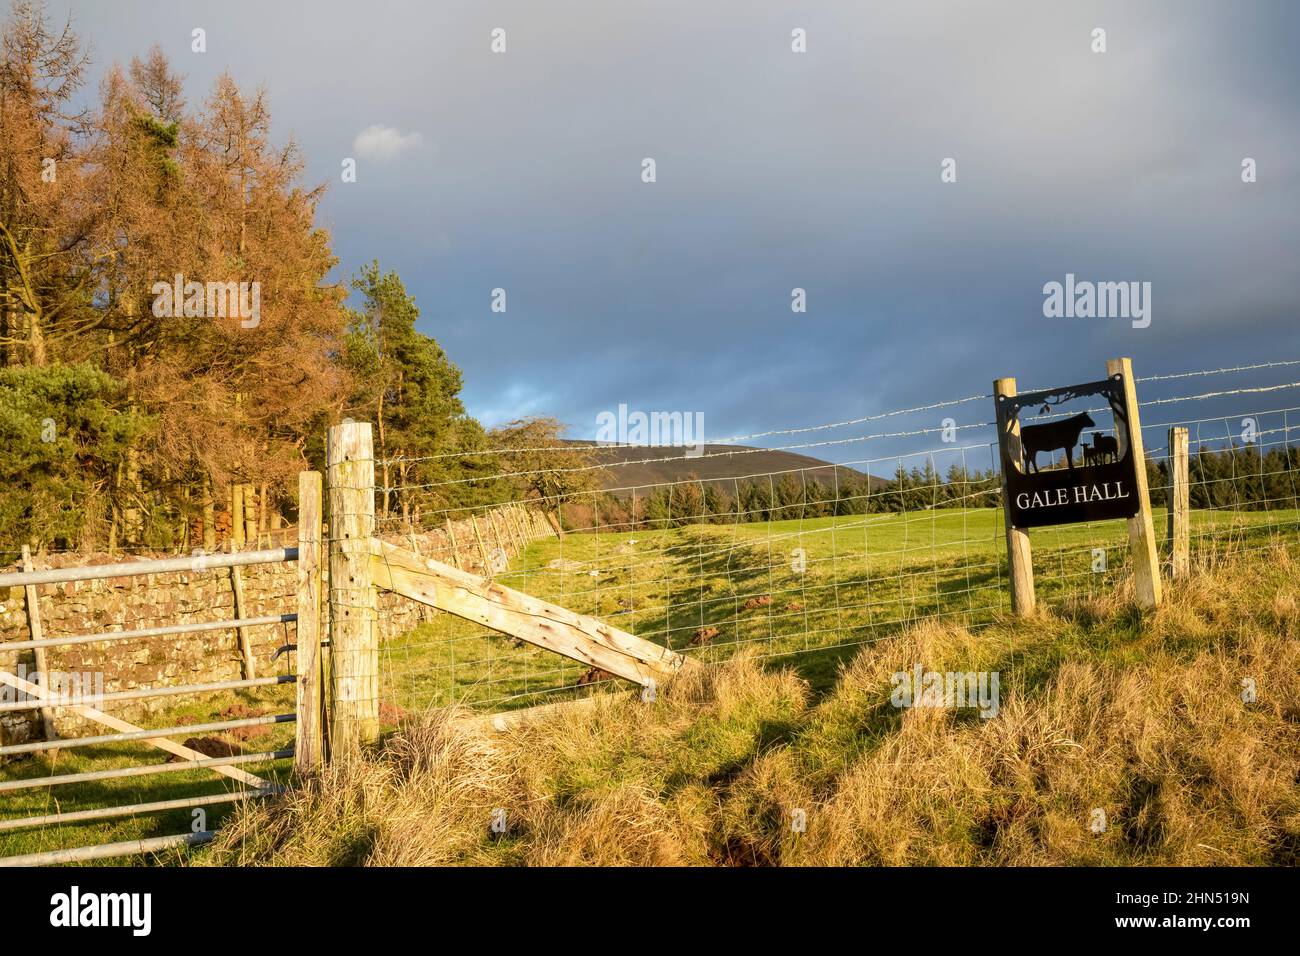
3, 503, 1296, 864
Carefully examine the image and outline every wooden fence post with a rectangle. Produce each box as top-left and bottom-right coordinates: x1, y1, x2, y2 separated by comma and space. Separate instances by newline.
444, 517, 463, 570
1167, 426, 1190, 580
295, 470, 325, 772
20, 545, 57, 746
202, 476, 217, 552
244, 484, 259, 549
488, 511, 504, 556
471, 513, 491, 575
502, 508, 517, 553
326, 421, 380, 753
231, 483, 246, 549
508, 507, 525, 553
1107, 357, 1162, 609
993, 377, 1037, 616
228, 541, 256, 681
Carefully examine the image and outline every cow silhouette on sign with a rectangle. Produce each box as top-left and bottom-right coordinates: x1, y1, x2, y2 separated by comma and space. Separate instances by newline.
1019, 412, 1095, 474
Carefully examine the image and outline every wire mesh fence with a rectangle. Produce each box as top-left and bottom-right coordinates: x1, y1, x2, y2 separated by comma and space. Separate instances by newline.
371, 364, 1300, 719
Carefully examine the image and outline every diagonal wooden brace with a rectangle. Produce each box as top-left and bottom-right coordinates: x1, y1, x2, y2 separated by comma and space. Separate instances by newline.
369, 541, 693, 687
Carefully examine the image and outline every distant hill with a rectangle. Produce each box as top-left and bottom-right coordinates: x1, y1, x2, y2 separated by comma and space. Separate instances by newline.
565, 442, 885, 493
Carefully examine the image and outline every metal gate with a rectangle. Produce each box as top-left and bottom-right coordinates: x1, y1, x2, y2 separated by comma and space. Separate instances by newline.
0, 473, 325, 866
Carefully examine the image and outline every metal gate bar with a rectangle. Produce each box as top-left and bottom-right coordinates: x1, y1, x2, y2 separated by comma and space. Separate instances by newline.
0, 789, 274, 831
0, 547, 299, 588
2, 613, 297, 653
0, 675, 296, 713
0, 831, 215, 867
0, 714, 294, 756
0, 748, 294, 792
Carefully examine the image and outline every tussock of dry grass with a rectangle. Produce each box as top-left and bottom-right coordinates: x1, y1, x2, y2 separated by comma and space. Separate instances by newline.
203, 545, 1300, 866
206, 711, 511, 865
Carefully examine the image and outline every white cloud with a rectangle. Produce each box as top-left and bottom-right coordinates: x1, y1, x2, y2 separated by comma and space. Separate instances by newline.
352, 124, 422, 161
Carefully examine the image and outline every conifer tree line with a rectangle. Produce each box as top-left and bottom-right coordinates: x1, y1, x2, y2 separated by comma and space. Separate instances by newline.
562, 466, 1001, 531
0, 1, 594, 555
562, 443, 1297, 533
1177, 443, 1300, 511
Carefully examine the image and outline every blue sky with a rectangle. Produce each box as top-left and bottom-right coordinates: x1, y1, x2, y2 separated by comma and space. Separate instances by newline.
53, 0, 1300, 463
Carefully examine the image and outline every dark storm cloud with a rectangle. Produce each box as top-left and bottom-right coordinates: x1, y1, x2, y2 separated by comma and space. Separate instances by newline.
55, 0, 1300, 460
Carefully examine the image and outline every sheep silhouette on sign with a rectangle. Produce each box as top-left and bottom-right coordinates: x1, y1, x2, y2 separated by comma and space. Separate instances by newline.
1019, 412, 1095, 473
1090, 433, 1119, 464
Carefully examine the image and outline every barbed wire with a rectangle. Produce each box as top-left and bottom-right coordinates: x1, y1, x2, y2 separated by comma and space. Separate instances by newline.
379, 359, 1300, 468
370, 382, 1300, 493
1135, 359, 1300, 383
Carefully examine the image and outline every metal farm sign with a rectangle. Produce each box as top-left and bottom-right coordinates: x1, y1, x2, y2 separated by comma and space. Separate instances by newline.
995, 374, 1141, 529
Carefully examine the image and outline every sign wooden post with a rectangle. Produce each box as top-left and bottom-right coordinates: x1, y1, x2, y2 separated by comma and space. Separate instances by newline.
1107, 357, 1162, 609
295, 470, 325, 771
326, 421, 380, 753
993, 377, 1036, 615
1167, 426, 1190, 580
